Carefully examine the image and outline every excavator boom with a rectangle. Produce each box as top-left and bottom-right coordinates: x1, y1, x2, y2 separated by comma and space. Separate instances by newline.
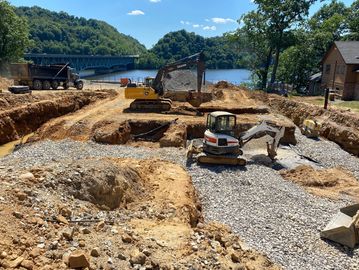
239, 121, 285, 159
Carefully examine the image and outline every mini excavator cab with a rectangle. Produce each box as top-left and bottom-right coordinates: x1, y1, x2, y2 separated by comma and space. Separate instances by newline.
207, 112, 236, 137
203, 112, 241, 156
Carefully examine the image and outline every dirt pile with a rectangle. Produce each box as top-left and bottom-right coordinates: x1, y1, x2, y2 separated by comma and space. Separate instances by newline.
92, 120, 131, 145
0, 157, 279, 269
53, 159, 143, 210
0, 90, 116, 145
214, 80, 236, 89
159, 122, 187, 147
280, 165, 359, 200
0, 77, 12, 91
269, 96, 359, 156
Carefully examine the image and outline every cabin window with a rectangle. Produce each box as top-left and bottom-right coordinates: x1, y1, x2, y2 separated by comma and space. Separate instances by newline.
325, 64, 331, 74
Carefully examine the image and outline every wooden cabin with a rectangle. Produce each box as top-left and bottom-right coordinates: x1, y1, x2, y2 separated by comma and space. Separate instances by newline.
321, 41, 359, 100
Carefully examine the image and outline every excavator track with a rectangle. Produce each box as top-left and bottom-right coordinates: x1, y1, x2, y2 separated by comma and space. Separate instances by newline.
129, 99, 172, 112
196, 153, 247, 166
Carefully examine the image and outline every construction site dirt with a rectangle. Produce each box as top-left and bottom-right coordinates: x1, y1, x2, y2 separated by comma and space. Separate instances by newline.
1, 81, 359, 269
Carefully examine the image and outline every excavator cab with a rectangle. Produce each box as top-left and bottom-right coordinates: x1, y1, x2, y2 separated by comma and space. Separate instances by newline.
207, 112, 236, 137
203, 112, 241, 156
144, 77, 155, 87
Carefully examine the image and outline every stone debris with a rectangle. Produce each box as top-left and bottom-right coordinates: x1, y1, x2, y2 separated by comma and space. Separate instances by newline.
90, 248, 100, 257
56, 214, 69, 224
130, 250, 146, 265
68, 251, 90, 269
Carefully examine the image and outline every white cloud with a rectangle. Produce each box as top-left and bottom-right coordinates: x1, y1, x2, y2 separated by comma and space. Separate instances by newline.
193, 24, 204, 28
180, 20, 191, 25
211, 17, 236, 24
205, 19, 210, 22
127, 10, 145, 16
203, 25, 216, 31
150, 0, 161, 2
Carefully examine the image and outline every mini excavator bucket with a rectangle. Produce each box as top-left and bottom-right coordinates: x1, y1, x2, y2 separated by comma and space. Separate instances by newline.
320, 204, 359, 248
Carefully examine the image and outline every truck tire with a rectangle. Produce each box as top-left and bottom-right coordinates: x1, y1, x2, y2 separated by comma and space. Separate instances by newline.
51, 81, 59, 90
76, 81, 84, 90
63, 83, 69, 90
42, 80, 51, 90
33, 79, 42, 90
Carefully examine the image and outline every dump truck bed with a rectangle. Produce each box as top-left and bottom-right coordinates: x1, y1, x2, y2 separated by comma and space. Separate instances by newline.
10, 64, 69, 81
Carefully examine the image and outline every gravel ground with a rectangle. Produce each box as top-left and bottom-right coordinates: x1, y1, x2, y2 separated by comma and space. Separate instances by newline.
1, 131, 359, 270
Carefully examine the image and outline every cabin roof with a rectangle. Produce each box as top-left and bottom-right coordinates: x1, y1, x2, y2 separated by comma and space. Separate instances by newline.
334, 41, 359, 65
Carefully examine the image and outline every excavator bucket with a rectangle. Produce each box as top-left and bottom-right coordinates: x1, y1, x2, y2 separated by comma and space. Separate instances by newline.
320, 204, 359, 248
186, 91, 203, 107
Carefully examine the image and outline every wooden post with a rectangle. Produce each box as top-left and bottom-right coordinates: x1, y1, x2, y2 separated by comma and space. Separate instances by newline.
324, 88, 330, 110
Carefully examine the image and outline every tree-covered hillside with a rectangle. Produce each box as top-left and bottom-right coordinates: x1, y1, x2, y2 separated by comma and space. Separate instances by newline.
11, 6, 246, 70
15, 6, 147, 55
138, 30, 245, 69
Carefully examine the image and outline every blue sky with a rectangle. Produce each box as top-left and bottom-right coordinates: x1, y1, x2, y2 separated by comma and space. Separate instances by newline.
9, 0, 355, 49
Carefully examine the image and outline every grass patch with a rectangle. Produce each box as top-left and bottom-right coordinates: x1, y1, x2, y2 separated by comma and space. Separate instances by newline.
335, 101, 359, 112
293, 96, 359, 113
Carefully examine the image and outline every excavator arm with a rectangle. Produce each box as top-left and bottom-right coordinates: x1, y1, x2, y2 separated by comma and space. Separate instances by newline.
152, 51, 206, 96
239, 121, 285, 160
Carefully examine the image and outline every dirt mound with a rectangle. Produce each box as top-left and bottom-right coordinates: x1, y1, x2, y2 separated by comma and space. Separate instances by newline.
214, 80, 234, 89
0, 157, 279, 269
53, 159, 143, 210
159, 122, 187, 147
0, 77, 12, 91
92, 120, 131, 145
269, 96, 359, 156
280, 165, 359, 200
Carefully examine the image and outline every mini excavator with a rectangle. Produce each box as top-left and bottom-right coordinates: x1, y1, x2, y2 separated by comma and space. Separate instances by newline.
187, 111, 285, 166
124, 52, 206, 111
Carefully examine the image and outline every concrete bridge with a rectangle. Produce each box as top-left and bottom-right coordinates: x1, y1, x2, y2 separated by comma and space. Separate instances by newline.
24, 53, 139, 72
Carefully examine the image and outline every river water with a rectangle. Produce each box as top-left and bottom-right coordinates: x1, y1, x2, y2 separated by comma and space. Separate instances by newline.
87, 69, 251, 85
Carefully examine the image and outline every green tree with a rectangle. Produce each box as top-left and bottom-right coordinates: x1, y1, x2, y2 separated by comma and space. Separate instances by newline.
15, 6, 147, 56
277, 0, 349, 91
346, 0, 359, 39
144, 30, 244, 69
232, 11, 274, 89
0, 1, 29, 66
253, 0, 317, 84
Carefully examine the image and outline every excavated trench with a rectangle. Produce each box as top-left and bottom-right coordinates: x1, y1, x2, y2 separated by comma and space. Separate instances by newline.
0, 91, 115, 145
269, 96, 359, 156
92, 119, 296, 148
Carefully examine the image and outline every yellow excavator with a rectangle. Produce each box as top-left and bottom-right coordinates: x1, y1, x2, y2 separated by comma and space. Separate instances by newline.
124, 52, 206, 111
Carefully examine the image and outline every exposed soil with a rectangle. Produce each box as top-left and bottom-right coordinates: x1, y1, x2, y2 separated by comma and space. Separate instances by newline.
268, 95, 359, 156
280, 165, 359, 200
0, 77, 12, 91
0, 90, 117, 145
27, 88, 297, 147
0, 157, 279, 270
